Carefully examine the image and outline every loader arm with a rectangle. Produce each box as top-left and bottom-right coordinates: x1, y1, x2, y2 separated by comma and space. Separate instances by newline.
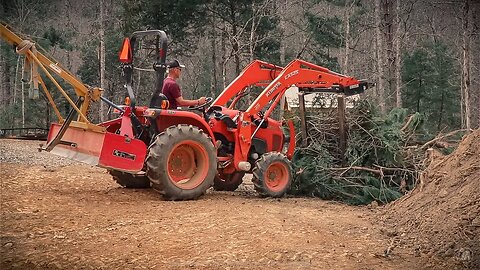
247, 59, 367, 117
211, 60, 283, 108
232, 59, 368, 169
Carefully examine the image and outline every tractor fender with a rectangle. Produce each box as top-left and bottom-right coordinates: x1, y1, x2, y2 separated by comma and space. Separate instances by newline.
154, 110, 215, 143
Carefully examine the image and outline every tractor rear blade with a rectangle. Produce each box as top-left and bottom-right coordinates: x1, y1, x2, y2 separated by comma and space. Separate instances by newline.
45, 123, 105, 166
44, 123, 146, 173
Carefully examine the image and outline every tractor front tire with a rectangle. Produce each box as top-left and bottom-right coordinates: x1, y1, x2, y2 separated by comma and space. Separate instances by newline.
252, 152, 292, 198
213, 172, 245, 191
146, 125, 217, 200
109, 170, 151, 188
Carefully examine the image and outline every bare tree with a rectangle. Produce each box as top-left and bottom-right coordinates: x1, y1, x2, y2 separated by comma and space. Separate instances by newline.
0, 41, 13, 126
393, 0, 402, 108
461, 0, 472, 130
228, 1, 241, 75
221, 21, 228, 90
278, 0, 288, 65
374, 0, 386, 113
21, 60, 25, 127
210, 15, 218, 97
99, 0, 106, 122
342, 0, 357, 74
474, 3, 480, 128
249, 1, 257, 63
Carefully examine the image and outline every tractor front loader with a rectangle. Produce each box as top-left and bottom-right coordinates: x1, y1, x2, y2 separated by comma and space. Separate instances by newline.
207, 59, 368, 196
1, 23, 368, 200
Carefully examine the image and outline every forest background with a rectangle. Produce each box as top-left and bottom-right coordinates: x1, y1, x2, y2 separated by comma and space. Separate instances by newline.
0, 0, 479, 133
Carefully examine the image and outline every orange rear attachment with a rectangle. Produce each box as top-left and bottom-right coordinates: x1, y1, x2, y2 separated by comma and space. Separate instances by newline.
46, 123, 146, 173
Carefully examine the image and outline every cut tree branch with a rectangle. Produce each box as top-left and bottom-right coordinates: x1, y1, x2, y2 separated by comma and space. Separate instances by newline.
420, 129, 468, 150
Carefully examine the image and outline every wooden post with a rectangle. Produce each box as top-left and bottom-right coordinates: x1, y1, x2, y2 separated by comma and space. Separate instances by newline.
298, 92, 308, 146
337, 95, 347, 165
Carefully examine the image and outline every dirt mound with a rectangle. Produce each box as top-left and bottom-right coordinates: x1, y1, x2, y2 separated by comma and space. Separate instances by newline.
383, 129, 480, 269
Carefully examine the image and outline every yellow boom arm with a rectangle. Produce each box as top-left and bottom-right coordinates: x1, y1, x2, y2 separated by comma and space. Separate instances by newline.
0, 22, 102, 129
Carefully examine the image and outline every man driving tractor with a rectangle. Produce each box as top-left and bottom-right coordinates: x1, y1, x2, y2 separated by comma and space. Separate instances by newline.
162, 59, 206, 109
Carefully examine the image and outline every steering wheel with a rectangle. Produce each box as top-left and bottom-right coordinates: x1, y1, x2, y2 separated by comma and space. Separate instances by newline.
187, 97, 214, 111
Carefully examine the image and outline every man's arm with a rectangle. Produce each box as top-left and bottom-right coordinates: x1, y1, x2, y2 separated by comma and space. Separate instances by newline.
175, 96, 206, 107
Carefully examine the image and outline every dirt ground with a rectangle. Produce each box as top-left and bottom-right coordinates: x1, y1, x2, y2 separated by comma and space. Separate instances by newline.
383, 129, 480, 269
0, 140, 462, 269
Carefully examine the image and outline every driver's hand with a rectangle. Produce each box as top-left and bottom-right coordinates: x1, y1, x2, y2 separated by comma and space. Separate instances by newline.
198, 97, 207, 105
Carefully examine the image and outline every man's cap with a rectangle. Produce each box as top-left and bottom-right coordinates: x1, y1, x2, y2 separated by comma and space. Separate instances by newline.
167, 59, 185, 69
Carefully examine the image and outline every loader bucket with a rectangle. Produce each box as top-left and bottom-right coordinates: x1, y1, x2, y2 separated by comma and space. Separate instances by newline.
45, 123, 146, 173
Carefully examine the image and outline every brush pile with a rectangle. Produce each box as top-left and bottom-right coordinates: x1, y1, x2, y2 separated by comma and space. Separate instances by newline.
289, 100, 460, 205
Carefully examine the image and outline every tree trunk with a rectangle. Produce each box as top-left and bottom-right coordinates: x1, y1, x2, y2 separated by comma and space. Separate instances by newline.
278, 0, 287, 65
99, 0, 106, 122
229, 1, 240, 75
474, 3, 480, 128
394, 0, 402, 108
462, 0, 471, 130
0, 41, 3, 109
210, 16, 218, 97
437, 92, 445, 131
375, 0, 386, 113
276, 0, 287, 121
221, 21, 228, 90
21, 61, 25, 128
343, 0, 356, 74
249, 2, 256, 63
383, 0, 395, 108
2, 42, 13, 127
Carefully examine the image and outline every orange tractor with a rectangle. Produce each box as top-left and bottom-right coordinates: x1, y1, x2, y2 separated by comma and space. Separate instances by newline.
0, 24, 368, 200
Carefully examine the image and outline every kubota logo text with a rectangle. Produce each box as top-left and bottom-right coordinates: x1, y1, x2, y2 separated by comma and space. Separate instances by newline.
266, 82, 281, 97
285, 70, 299, 80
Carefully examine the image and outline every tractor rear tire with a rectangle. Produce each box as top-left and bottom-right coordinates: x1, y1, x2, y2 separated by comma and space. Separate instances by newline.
109, 170, 151, 188
252, 152, 292, 197
213, 172, 245, 191
146, 125, 217, 200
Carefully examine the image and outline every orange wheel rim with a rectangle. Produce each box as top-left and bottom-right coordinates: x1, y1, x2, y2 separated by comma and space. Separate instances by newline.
167, 140, 209, 189
264, 161, 289, 192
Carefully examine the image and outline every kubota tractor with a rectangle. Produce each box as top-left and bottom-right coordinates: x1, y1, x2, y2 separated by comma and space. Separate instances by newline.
0, 24, 368, 200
